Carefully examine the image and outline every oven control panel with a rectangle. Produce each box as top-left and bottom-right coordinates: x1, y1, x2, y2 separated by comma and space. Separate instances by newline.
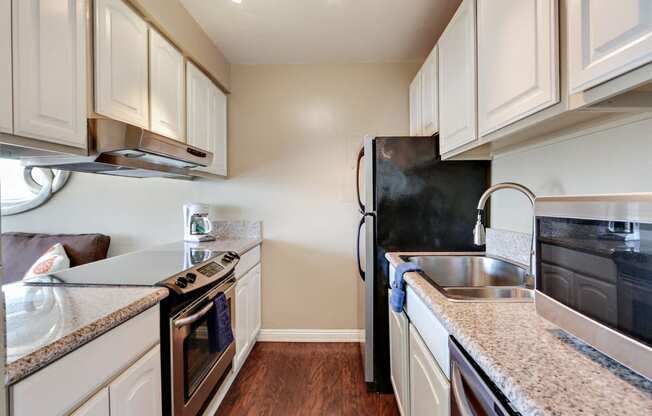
162, 251, 240, 295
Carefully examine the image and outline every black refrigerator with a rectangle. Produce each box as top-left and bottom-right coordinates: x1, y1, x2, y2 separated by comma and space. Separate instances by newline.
355, 136, 489, 392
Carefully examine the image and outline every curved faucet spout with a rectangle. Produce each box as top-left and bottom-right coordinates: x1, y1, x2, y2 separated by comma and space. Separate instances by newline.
476, 182, 536, 211
473, 182, 537, 277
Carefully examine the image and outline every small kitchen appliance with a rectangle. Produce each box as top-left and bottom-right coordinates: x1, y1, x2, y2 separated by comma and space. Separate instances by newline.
184, 203, 216, 242
535, 193, 652, 380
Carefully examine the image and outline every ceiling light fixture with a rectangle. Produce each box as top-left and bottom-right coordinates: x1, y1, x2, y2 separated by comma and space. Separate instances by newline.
231, 0, 242, 4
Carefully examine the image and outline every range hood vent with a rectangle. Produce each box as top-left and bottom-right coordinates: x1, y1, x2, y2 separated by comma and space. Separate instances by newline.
22, 119, 212, 179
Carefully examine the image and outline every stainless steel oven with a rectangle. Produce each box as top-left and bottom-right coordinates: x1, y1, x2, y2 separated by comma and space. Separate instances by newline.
170, 276, 236, 416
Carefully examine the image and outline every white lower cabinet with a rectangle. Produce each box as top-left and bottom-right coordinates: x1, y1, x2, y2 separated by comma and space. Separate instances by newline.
235, 262, 262, 370
71, 388, 110, 416
11, 306, 161, 416
409, 324, 450, 416
109, 345, 162, 416
388, 291, 410, 416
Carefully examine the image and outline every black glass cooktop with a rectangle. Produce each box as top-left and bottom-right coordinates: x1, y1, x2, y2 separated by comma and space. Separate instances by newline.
23, 242, 222, 287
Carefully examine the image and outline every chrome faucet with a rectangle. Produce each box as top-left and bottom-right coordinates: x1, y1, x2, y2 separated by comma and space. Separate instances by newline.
473, 182, 536, 276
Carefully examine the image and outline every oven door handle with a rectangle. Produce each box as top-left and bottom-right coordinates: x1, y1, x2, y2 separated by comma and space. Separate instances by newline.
174, 301, 214, 328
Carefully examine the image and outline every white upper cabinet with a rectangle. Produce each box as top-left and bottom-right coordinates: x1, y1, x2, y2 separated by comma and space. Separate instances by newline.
188, 61, 228, 176
421, 46, 439, 137
0, 0, 11, 134
568, 0, 652, 94
12, 0, 87, 148
438, 0, 477, 154
109, 345, 162, 416
149, 29, 185, 141
477, 0, 559, 136
409, 73, 422, 136
95, 0, 149, 128
200, 84, 227, 176
186, 62, 212, 151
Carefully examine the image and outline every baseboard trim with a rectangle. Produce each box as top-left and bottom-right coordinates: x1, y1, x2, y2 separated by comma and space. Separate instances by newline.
257, 329, 364, 342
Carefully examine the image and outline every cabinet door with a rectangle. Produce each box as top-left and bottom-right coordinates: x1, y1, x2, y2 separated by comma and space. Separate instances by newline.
234, 272, 251, 370
186, 62, 212, 151
421, 46, 439, 136
568, 1, 652, 94
149, 29, 184, 141
409, 325, 449, 416
409, 73, 422, 136
438, 0, 477, 154
12, 0, 87, 147
198, 83, 228, 176
248, 264, 261, 345
477, 0, 559, 136
109, 345, 162, 416
71, 388, 109, 416
0, 0, 11, 134
389, 292, 410, 416
95, 0, 148, 128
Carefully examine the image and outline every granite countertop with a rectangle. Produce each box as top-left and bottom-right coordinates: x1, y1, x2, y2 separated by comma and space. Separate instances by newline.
387, 252, 652, 416
4, 282, 168, 385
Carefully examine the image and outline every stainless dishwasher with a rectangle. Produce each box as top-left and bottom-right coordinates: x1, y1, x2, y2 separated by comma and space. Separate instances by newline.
449, 337, 518, 416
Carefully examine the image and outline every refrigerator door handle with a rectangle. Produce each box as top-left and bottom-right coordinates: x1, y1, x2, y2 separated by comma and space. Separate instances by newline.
356, 147, 365, 213
357, 212, 374, 281
356, 215, 366, 281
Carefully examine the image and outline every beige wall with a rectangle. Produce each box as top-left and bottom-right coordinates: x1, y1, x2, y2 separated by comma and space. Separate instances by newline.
3, 62, 418, 330
130, 0, 231, 90
491, 115, 652, 232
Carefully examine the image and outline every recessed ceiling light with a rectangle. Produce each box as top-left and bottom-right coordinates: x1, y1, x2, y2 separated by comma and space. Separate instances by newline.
231, 0, 242, 3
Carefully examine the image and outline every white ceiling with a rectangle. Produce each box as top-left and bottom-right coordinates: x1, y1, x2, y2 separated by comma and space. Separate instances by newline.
181, 0, 461, 64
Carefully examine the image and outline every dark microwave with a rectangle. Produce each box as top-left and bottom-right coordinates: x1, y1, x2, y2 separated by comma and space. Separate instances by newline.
535, 194, 652, 380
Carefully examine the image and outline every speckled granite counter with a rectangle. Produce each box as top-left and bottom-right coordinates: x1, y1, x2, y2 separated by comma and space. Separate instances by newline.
4, 283, 168, 385
387, 253, 652, 416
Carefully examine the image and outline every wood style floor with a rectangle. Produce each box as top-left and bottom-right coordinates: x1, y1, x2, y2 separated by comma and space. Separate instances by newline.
216, 342, 400, 416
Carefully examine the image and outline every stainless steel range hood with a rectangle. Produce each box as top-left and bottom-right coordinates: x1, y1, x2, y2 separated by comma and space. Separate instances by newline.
22, 119, 213, 179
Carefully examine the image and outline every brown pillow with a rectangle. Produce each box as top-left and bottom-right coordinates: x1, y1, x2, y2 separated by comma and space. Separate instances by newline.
1, 232, 111, 283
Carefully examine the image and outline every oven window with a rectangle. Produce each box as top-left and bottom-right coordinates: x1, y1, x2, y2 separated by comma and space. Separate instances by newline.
184, 312, 221, 399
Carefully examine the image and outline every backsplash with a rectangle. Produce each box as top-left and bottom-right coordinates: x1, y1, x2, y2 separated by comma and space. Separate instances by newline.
210, 220, 262, 240
485, 228, 531, 267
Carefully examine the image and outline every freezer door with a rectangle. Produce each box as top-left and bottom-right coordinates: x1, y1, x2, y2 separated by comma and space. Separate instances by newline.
363, 210, 376, 383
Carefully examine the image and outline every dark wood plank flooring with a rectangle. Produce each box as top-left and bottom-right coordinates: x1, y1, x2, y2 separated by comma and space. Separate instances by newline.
216, 342, 399, 416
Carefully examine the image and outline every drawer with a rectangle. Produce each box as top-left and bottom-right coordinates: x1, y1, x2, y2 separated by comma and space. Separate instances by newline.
11, 306, 160, 416
236, 245, 261, 278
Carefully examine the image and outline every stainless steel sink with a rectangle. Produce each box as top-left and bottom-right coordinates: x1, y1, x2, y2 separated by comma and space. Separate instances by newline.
400, 255, 533, 302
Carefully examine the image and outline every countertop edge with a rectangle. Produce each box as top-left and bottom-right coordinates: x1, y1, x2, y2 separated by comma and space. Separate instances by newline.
5, 287, 169, 386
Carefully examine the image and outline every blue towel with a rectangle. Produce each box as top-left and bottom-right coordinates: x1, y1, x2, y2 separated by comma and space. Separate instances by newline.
208, 293, 234, 353
390, 262, 422, 313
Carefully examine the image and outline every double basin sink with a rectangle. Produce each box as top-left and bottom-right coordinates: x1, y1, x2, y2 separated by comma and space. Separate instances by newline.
400, 255, 534, 302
